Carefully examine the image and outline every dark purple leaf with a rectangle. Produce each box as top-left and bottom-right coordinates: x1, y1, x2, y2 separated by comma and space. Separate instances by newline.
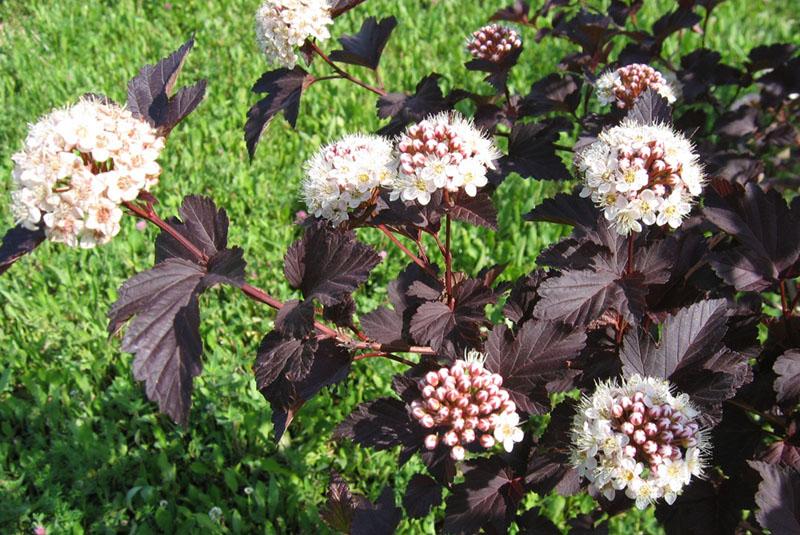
0, 225, 45, 276
486, 322, 586, 414
524, 191, 598, 234
625, 88, 672, 126
126, 37, 206, 134
444, 457, 519, 534
323, 295, 356, 328
376, 74, 450, 136
497, 120, 571, 181
761, 441, 800, 471
351, 487, 401, 535
254, 332, 309, 389
504, 270, 546, 324
705, 182, 800, 291
652, 8, 701, 43
329, 16, 397, 70
490, 1, 530, 23
750, 460, 800, 533
360, 306, 406, 346
203, 247, 246, 289
320, 471, 368, 532
747, 43, 797, 73
759, 56, 800, 108
716, 106, 759, 138
449, 192, 498, 230
284, 224, 381, 306
155, 195, 231, 263
403, 474, 442, 519
517, 506, 560, 535
274, 299, 315, 338
775, 350, 800, 403
108, 258, 206, 425
519, 73, 581, 116
334, 397, 424, 458
245, 67, 312, 158
620, 299, 727, 378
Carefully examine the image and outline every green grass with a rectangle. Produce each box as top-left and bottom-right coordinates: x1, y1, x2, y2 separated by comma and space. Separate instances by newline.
0, 0, 797, 533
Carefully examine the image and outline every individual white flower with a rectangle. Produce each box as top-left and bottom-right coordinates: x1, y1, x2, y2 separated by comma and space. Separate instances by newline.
577, 120, 705, 235
390, 112, 500, 205
596, 63, 677, 109
412, 356, 524, 460
302, 134, 397, 224
570, 375, 710, 510
8, 95, 165, 248
494, 411, 524, 452
255, 0, 333, 69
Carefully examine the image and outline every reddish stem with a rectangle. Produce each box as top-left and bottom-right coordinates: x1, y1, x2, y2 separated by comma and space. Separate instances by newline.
445, 214, 454, 308
625, 233, 635, 275
354, 352, 417, 367
780, 279, 790, 318
377, 224, 437, 276
308, 41, 386, 97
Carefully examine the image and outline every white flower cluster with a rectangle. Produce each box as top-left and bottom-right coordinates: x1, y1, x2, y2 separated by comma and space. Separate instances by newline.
302, 134, 397, 224
596, 63, 677, 109
570, 375, 709, 509
10, 96, 164, 248
390, 112, 500, 205
578, 120, 704, 235
255, 0, 333, 68
411, 352, 524, 460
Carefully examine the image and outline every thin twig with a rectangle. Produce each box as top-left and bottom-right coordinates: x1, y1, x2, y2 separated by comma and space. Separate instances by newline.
445, 214, 454, 308
308, 41, 386, 96
377, 224, 437, 276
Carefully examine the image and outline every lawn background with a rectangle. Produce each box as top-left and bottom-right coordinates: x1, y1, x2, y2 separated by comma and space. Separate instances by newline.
0, 0, 797, 533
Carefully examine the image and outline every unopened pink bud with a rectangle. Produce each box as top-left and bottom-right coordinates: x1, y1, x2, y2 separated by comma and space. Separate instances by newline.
480, 434, 496, 448
437, 406, 450, 420
497, 390, 510, 403
425, 371, 439, 386
644, 422, 658, 437
446, 390, 459, 403
466, 404, 480, 417
412, 407, 427, 420
477, 418, 491, 432
451, 408, 463, 420
620, 396, 632, 409
501, 401, 516, 414
643, 440, 658, 454
453, 418, 465, 431
425, 139, 438, 152
660, 431, 673, 443
476, 390, 489, 403
444, 376, 456, 389
465, 417, 479, 429
650, 453, 662, 466
659, 445, 672, 458
458, 378, 471, 392
412, 139, 424, 152
632, 401, 645, 414
421, 415, 435, 428
444, 431, 459, 446
621, 422, 635, 435
661, 405, 672, 418
491, 374, 503, 386
435, 143, 449, 157
451, 445, 465, 461
439, 368, 450, 380
479, 402, 493, 415
421, 384, 435, 398
426, 398, 441, 412
658, 418, 672, 429
456, 397, 470, 410
633, 430, 646, 444
611, 404, 624, 418
648, 406, 661, 419
629, 412, 643, 426
623, 445, 637, 458
398, 140, 411, 152
436, 387, 448, 401
408, 125, 420, 137
425, 434, 439, 450
486, 384, 499, 397
462, 429, 476, 443
489, 397, 502, 411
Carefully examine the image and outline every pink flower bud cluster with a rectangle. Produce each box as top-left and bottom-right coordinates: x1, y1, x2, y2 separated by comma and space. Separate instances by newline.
596, 63, 677, 109
571, 375, 708, 509
466, 24, 522, 63
389, 112, 500, 206
410, 357, 521, 460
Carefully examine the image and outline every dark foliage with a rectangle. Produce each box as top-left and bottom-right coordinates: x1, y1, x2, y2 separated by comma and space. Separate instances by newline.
330, 16, 397, 70
0, 225, 45, 276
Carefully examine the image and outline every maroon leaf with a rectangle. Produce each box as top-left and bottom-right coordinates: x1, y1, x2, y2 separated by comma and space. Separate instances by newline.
284, 224, 381, 306
747, 43, 797, 73
155, 195, 231, 263
490, 1, 530, 23
497, 120, 571, 181
519, 73, 581, 116
504, 271, 546, 324
449, 192, 498, 230
274, 299, 315, 339
705, 183, 800, 291
761, 441, 800, 471
320, 471, 368, 532
376, 74, 450, 136
126, 36, 206, 135
329, 16, 397, 70
0, 225, 45, 276
485, 322, 586, 414
360, 306, 405, 346
334, 397, 424, 459
351, 487, 401, 535
245, 67, 312, 158
108, 259, 206, 425
254, 332, 312, 389
749, 460, 800, 533
625, 88, 672, 126
517, 507, 560, 534
410, 279, 496, 355
652, 8, 701, 43
620, 299, 727, 378
444, 457, 519, 534
403, 474, 442, 519
524, 191, 598, 233
775, 350, 800, 403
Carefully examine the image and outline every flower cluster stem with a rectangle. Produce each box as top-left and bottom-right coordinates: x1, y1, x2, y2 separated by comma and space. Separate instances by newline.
308, 41, 386, 97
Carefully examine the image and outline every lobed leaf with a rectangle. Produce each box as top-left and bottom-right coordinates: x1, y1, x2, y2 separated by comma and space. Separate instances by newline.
750, 461, 800, 533
329, 16, 397, 70
0, 225, 45, 276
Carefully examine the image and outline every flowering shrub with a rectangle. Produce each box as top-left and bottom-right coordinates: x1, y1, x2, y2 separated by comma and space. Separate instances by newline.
2, 0, 800, 533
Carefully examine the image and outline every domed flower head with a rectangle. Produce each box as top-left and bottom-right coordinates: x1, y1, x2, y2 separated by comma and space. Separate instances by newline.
302, 134, 397, 224
389, 112, 500, 205
596, 63, 677, 109
255, 0, 333, 69
570, 375, 710, 509
411, 351, 524, 460
577, 120, 704, 235
9, 95, 164, 248
466, 24, 522, 63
